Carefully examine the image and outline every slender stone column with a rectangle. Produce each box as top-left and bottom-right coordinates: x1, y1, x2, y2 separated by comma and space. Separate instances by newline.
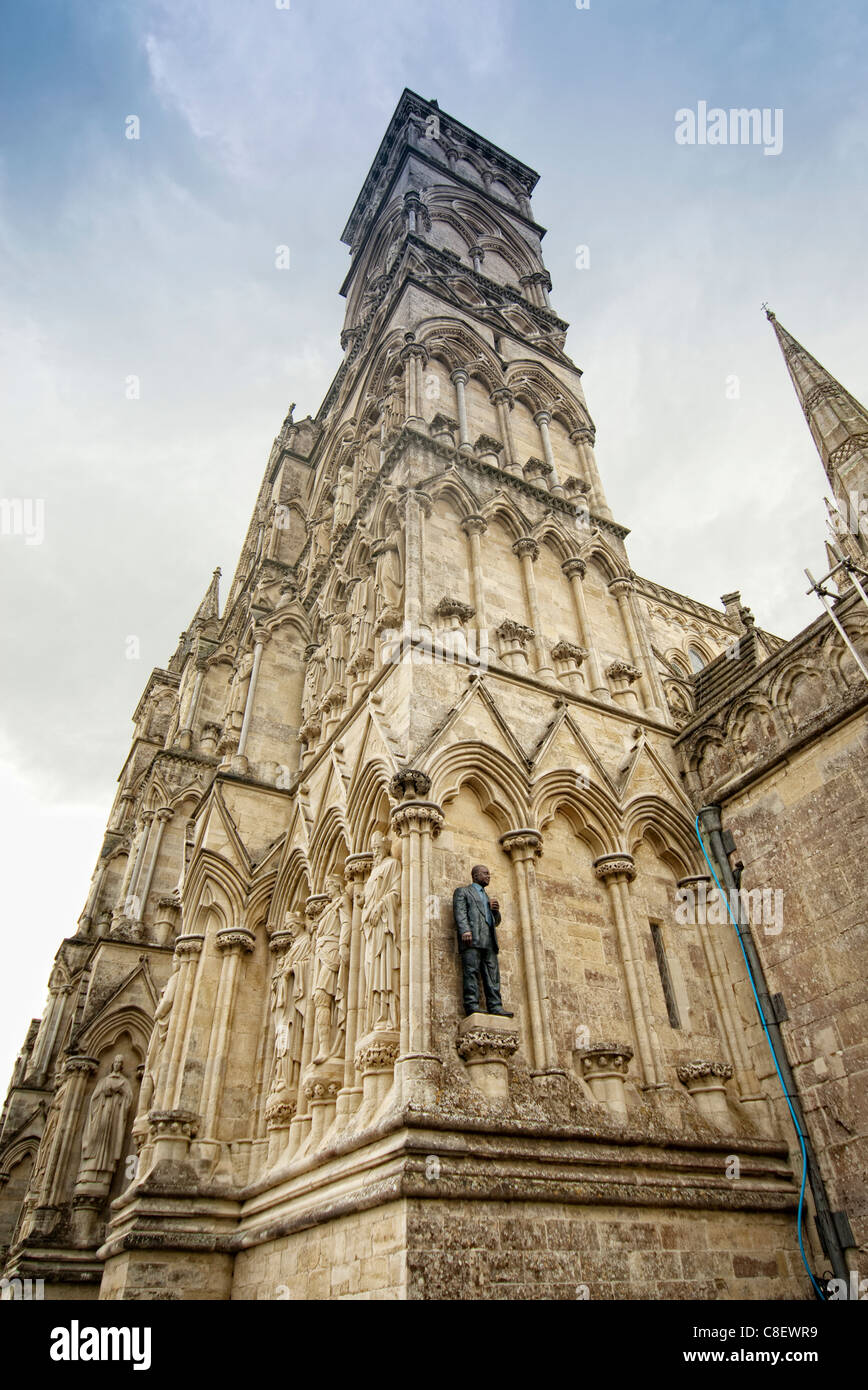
337, 852, 373, 1120
569, 428, 611, 519
461, 514, 491, 665
512, 537, 554, 676
389, 770, 444, 1106
42, 1056, 98, 1209
500, 830, 560, 1078
79, 859, 108, 933
534, 410, 564, 495
157, 933, 205, 1112
121, 812, 154, 915
609, 579, 654, 713
593, 855, 660, 1088
491, 388, 519, 472
198, 927, 256, 1134
177, 661, 206, 750
403, 489, 432, 635
236, 627, 270, 761
450, 368, 473, 454
625, 582, 667, 718
136, 807, 173, 920
400, 335, 428, 426
562, 557, 608, 698
27, 982, 71, 1084
681, 874, 764, 1121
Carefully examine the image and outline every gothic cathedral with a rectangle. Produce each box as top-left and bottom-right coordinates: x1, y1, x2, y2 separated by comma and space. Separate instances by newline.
2, 91, 866, 1300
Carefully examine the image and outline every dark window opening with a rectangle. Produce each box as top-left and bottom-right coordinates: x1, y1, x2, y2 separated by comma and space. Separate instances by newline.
651, 921, 681, 1028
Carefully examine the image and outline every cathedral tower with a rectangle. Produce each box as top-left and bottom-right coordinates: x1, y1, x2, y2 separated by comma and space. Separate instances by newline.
2, 92, 847, 1301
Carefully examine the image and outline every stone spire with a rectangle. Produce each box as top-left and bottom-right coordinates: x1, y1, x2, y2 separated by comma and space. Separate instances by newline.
192, 567, 221, 625
765, 308, 868, 510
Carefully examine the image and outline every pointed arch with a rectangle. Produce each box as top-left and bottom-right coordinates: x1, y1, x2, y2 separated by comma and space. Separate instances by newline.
480, 489, 532, 541
308, 804, 350, 890
533, 770, 621, 858
429, 741, 530, 832
624, 798, 702, 879
346, 756, 396, 852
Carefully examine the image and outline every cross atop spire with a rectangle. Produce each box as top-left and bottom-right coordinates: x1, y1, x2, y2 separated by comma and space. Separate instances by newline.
766, 312, 868, 506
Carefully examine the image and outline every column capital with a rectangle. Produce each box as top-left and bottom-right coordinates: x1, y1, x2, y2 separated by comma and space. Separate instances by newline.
512, 536, 540, 562
450, 366, 470, 386
608, 577, 635, 598
344, 851, 374, 882
606, 659, 641, 684
562, 556, 587, 581
174, 933, 205, 959
593, 853, 636, 882
461, 513, 488, 537
63, 1055, 99, 1076
215, 926, 256, 955
252, 625, 273, 646
677, 1060, 733, 1086
490, 387, 514, 408
499, 828, 543, 858
404, 487, 433, 516
156, 807, 175, 823
399, 333, 428, 365
569, 426, 596, 447
533, 408, 552, 427
389, 767, 432, 801
305, 893, 330, 922
390, 800, 444, 837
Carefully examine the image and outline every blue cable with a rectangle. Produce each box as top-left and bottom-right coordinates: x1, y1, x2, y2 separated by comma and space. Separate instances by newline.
694, 814, 826, 1300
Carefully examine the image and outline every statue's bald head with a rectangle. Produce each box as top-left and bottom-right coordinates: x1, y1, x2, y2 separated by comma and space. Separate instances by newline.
471, 865, 490, 885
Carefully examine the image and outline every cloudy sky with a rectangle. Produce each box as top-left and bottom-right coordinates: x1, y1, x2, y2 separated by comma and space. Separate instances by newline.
1, 0, 866, 1082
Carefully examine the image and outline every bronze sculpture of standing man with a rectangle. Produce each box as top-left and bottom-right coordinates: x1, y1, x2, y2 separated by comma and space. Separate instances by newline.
452, 865, 513, 1017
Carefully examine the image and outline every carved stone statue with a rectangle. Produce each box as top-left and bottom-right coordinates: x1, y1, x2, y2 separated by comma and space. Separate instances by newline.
323, 612, 349, 692
226, 649, 254, 727
347, 561, 375, 662
269, 910, 311, 1095
371, 527, 404, 624
76, 1056, 133, 1192
359, 832, 402, 1031
306, 510, 332, 585
301, 641, 327, 722
137, 959, 180, 1120
311, 875, 351, 1064
332, 463, 355, 533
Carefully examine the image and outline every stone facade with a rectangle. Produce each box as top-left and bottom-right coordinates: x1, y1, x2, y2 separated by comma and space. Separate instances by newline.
1, 89, 865, 1301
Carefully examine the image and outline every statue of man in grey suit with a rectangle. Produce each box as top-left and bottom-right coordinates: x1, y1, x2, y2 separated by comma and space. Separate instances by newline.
452, 865, 513, 1017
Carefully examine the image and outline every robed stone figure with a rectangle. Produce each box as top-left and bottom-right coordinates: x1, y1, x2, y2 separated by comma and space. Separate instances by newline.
312, 876, 351, 1064
359, 832, 401, 1031
452, 865, 512, 1017
269, 910, 311, 1095
76, 1055, 133, 1192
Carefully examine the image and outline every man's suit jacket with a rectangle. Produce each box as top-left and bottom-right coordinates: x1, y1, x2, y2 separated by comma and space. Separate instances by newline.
452, 884, 501, 953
